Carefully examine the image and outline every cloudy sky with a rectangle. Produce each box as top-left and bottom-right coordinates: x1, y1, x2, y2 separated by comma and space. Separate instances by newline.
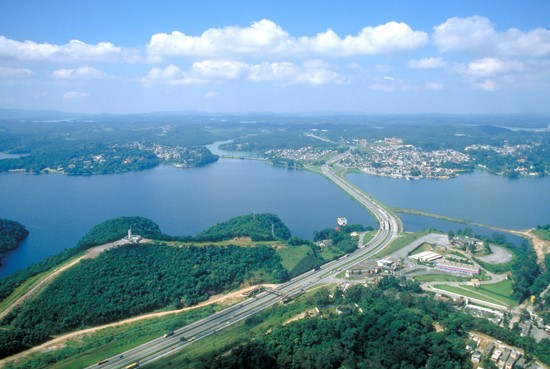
1, 0, 549, 114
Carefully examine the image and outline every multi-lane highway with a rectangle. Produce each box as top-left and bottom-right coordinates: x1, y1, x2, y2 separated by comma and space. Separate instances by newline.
321, 162, 402, 235
90, 162, 401, 369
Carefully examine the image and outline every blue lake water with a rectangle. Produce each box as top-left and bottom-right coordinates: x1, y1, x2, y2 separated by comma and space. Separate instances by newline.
0, 160, 374, 277
347, 171, 550, 231
1, 157, 548, 277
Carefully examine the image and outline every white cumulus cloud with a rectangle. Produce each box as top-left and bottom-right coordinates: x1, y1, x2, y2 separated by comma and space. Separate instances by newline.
0, 36, 122, 62
456, 57, 524, 91
460, 57, 524, 77
407, 57, 447, 69
147, 19, 291, 58
147, 19, 428, 59
140, 64, 204, 86
472, 79, 497, 91
433, 16, 496, 53
0, 66, 34, 77
497, 27, 550, 57
190, 60, 248, 79
52, 66, 108, 79
433, 15, 550, 57
337, 21, 428, 55
141, 59, 344, 86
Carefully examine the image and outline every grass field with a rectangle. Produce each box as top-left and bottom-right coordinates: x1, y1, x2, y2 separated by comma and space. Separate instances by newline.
276, 245, 314, 271
466, 280, 517, 306
0, 273, 44, 313
374, 230, 431, 258
434, 280, 517, 307
533, 228, 550, 241
413, 274, 471, 283
319, 247, 344, 262
361, 231, 376, 246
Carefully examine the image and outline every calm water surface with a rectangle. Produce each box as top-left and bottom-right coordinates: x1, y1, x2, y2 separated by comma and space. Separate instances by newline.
347, 171, 550, 230
0, 159, 373, 276
1, 160, 548, 277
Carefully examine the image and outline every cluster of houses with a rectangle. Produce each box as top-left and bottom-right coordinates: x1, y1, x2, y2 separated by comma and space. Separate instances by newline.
473, 340, 530, 369
464, 143, 546, 177
264, 146, 332, 164
466, 331, 546, 369
340, 137, 472, 179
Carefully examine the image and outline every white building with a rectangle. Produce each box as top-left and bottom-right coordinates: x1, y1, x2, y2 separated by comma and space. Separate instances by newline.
337, 217, 348, 227
125, 229, 142, 243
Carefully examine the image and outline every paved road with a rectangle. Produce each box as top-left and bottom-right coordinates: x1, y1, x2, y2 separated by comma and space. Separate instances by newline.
390, 233, 450, 259
89, 164, 401, 369
321, 163, 402, 235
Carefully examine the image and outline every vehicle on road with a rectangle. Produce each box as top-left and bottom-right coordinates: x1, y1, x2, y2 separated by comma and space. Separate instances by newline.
125, 363, 139, 369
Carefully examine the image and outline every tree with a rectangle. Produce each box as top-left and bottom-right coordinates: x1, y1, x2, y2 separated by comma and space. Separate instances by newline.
448, 231, 455, 241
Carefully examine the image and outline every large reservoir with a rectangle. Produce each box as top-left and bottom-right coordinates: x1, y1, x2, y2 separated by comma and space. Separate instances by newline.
1, 156, 549, 277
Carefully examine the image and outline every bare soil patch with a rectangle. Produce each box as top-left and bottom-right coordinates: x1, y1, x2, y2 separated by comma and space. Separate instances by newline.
512, 229, 549, 266
477, 244, 513, 264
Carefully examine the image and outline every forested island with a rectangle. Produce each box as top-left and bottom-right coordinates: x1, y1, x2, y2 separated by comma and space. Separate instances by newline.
0, 219, 28, 265
0, 111, 548, 178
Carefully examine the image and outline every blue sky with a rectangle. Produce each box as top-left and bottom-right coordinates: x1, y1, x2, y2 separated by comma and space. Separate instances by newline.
1, 0, 549, 114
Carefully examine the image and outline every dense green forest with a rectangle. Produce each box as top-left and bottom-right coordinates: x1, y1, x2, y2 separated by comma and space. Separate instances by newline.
0, 142, 160, 175
199, 277, 471, 369
472, 232, 550, 302
313, 224, 371, 255
196, 213, 291, 242
198, 276, 550, 369
0, 243, 287, 358
0, 213, 299, 358
0, 216, 161, 301
0, 142, 218, 175
76, 216, 163, 248
0, 214, 290, 308
0, 219, 28, 264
